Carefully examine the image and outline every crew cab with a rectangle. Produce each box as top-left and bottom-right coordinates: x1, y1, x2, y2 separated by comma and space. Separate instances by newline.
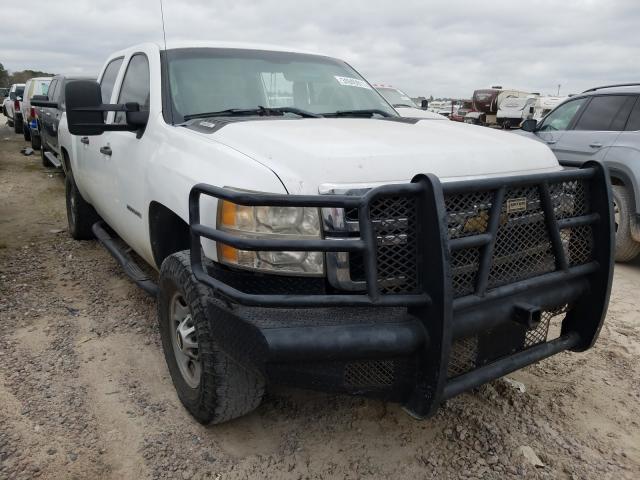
62, 42, 613, 425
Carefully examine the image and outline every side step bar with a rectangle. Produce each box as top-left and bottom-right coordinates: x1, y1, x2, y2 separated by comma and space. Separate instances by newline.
44, 151, 62, 168
91, 221, 158, 297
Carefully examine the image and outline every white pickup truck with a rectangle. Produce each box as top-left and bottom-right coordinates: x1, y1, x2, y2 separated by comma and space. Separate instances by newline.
62, 42, 614, 425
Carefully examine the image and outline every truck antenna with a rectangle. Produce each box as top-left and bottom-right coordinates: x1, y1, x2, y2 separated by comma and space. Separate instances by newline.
159, 0, 175, 124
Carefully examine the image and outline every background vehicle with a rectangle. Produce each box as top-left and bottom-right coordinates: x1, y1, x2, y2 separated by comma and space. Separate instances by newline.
520, 83, 640, 261
467, 87, 532, 127
2, 83, 25, 133
21, 77, 52, 143
32, 75, 92, 168
450, 100, 472, 122
532, 95, 568, 121
374, 85, 447, 119
0, 87, 9, 102
63, 42, 613, 425
496, 94, 538, 129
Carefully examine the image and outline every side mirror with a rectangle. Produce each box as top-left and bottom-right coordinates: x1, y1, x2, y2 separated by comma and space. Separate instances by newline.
421, 99, 429, 110
66, 79, 148, 135
521, 118, 537, 132
31, 95, 58, 109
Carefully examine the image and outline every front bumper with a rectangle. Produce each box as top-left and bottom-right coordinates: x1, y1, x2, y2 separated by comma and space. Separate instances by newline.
189, 161, 614, 416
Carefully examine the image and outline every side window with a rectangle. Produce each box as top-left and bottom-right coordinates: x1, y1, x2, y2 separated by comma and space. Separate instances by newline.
573, 95, 635, 131
100, 58, 124, 104
538, 98, 587, 132
47, 80, 59, 101
625, 98, 640, 131
114, 54, 150, 124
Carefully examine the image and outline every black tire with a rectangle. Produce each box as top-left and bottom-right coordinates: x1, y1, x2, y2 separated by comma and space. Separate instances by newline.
31, 131, 41, 150
14, 116, 22, 134
158, 251, 265, 425
612, 185, 640, 262
23, 124, 31, 141
66, 172, 99, 240
41, 141, 49, 167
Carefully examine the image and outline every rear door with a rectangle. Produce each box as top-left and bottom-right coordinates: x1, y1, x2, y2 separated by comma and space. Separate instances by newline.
553, 94, 636, 165
533, 96, 588, 150
48, 80, 65, 153
40, 79, 58, 146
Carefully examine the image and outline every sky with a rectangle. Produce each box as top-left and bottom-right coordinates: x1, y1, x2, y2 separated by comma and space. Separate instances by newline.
1, 0, 638, 99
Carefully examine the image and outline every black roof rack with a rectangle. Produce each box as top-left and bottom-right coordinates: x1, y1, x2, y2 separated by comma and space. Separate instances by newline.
583, 83, 640, 93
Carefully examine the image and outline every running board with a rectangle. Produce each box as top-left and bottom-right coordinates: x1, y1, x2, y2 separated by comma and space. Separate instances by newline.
91, 221, 158, 297
44, 151, 62, 168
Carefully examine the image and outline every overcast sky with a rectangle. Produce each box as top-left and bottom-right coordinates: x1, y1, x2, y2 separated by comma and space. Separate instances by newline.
1, 0, 638, 98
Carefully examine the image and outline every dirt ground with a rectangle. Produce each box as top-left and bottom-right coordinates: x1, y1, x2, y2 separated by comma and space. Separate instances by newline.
0, 119, 638, 480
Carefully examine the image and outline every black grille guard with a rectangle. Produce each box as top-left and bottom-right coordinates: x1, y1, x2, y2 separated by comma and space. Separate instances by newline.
189, 161, 614, 416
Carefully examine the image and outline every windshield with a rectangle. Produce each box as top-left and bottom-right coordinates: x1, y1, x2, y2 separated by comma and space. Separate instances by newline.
376, 87, 417, 107
164, 48, 396, 122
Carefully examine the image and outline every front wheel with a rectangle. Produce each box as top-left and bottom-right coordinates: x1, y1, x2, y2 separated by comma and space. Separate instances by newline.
612, 185, 640, 262
158, 251, 265, 424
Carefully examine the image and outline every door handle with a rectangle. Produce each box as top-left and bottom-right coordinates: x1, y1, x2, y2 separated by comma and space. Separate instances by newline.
100, 146, 112, 156
589, 142, 603, 148
80, 137, 89, 145
546, 140, 557, 145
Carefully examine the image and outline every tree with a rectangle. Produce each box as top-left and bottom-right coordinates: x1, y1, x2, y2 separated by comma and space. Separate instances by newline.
0, 63, 9, 88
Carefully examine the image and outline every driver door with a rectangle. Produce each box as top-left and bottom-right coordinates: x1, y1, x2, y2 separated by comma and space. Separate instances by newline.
533, 97, 588, 155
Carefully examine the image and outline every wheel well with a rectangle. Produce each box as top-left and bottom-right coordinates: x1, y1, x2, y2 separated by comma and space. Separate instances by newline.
609, 169, 638, 214
149, 202, 190, 269
60, 147, 71, 174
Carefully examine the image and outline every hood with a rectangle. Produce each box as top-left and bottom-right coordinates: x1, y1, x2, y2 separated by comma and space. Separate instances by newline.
190, 117, 560, 194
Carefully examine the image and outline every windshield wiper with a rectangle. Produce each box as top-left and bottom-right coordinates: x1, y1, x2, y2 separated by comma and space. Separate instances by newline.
183, 106, 321, 121
324, 109, 394, 118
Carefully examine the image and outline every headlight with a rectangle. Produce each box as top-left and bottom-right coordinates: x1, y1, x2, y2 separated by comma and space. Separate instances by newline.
217, 199, 323, 276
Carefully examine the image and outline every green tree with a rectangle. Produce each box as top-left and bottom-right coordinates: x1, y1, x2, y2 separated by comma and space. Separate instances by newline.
0, 63, 9, 88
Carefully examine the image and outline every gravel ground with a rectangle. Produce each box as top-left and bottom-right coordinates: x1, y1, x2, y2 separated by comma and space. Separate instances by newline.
0, 120, 639, 480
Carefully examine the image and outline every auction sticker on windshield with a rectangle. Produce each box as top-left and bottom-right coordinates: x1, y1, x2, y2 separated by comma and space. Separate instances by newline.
334, 76, 371, 89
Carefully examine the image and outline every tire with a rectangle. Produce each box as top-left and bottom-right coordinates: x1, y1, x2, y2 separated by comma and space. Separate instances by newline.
612, 185, 640, 262
31, 131, 41, 150
23, 124, 31, 141
41, 142, 49, 167
66, 172, 99, 240
158, 251, 265, 424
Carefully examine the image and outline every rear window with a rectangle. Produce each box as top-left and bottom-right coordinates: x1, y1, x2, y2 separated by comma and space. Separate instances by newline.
100, 58, 124, 103
16, 86, 24, 96
573, 95, 636, 131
